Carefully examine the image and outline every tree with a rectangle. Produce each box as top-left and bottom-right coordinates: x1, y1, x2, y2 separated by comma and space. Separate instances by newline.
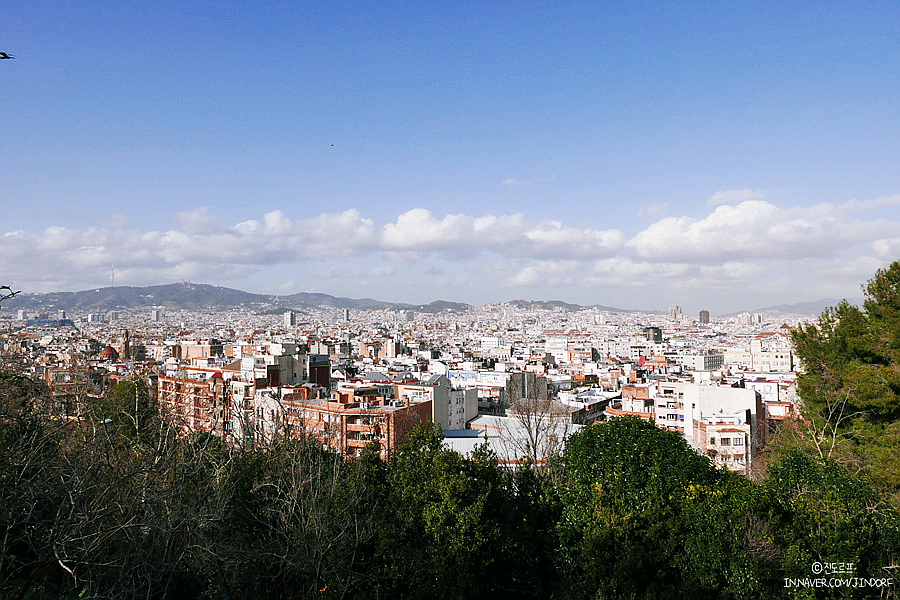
0, 286, 19, 305
785, 261, 900, 504
0, 374, 69, 598
186, 434, 388, 600
373, 423, 548, 599
0, 370, 209, 599
555, 417, 783, 599
502, 371, 571, 480
764, 450, 900, 590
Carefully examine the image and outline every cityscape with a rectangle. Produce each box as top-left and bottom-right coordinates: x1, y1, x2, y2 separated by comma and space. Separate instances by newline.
2, 283, 803, 472
3, 0, 900, 597
1, 274, 899, 597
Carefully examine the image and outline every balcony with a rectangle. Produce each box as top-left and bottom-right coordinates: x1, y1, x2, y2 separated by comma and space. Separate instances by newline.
346, 422, 375, 432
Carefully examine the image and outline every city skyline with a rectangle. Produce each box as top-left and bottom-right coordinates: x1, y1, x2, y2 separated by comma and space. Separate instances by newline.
2, 1, 899, 313
0, 279, 863, 320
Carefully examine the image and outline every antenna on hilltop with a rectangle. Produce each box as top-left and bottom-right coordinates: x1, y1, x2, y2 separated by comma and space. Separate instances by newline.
110, 263, 116, 287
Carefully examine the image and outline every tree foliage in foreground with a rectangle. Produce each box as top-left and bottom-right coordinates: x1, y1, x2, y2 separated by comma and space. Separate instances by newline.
785, 260, 900, 504
4, 390, 896, 599
556, 417, 777, 600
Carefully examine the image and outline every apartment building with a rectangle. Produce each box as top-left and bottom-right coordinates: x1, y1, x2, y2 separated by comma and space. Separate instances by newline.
654, 380, 765, 474
694, 414, 753, 473
604, 383, 655, 422
395, 374, 478, 431
723, 337, 794, 372
157, 372, 230, 437
236, 384, 432, 458
604, 379, 766, 474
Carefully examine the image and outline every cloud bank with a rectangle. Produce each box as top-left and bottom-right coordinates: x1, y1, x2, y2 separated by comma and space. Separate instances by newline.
2, 192, 898, 312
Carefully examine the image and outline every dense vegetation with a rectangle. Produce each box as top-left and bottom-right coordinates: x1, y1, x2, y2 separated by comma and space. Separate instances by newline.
2, 385, 897, 599
2, 262, 900, 598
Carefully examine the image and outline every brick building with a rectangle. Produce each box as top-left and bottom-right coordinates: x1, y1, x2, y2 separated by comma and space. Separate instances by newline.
239, 384, 432, 458
157, 373, 230, 437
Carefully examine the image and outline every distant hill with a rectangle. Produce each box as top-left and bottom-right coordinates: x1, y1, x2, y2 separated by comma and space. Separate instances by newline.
756, 297, 866, 317
281, 292, 403, 310
0, 282, 451, 314
408, 300, 471, 314
588, 304, 651, 314
508, 299, 584, 312
3, 282, 857, 318
2, 283, 273, 312
505, 299, 644, 313
506, 299, 647, 313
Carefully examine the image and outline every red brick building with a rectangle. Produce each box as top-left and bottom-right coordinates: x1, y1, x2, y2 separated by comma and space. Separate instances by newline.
157, 373, 230, 436
251, 385, 432, 458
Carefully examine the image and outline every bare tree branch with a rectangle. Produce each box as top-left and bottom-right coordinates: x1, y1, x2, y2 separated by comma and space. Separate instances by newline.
0, 286, 20, 304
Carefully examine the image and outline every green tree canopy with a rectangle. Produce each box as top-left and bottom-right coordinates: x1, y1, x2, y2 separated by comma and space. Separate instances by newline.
555, 417, 783, 599
787, 260, 900, 503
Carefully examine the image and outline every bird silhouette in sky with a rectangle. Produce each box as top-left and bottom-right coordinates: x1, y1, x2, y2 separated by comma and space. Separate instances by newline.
0, 52, 14, 59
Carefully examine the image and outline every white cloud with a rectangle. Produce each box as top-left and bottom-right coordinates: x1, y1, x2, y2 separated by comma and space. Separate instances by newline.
625, 199, 894, 263
504, 261, 579, 287
298, 209, 379, 256
426, 275, 469, 287
506, 267, 542, 286
316, 265, 396, 279
2, 195, 898, 313
382, 209, 481, 251
176, 207, 228, 234
872, 237, 900, 258
589, 258, 692, 281
841, 194, 900, 212
697, 261, 764, 281
380, 209, 621, 260
277, 280, 297, 293
522, 222, 624, 259
103, 214, 129, 229
502, 178, 533, 187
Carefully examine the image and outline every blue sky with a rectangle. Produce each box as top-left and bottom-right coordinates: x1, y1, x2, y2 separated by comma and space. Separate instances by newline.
2, 1, 899, 314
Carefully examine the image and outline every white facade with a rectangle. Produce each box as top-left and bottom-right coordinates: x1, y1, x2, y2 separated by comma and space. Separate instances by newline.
395, 374, 477, 431
544, 336, 569, 364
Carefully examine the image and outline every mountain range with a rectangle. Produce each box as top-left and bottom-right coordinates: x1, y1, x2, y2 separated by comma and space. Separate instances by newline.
753, 297, 865, 317
0, 282, 854, 317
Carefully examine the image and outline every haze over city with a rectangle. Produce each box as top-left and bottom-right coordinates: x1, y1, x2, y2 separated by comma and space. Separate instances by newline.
2, 1, 899, 314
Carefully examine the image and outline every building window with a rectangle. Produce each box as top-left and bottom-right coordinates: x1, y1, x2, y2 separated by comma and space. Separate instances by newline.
720, 438, 731, 446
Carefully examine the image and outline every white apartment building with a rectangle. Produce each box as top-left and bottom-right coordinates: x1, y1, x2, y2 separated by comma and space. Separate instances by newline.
395, 374, 478, 431
544, 336, 569, 364
650, 380, 764, 474
676, 352, 725, 371
723, 338, 793, 372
